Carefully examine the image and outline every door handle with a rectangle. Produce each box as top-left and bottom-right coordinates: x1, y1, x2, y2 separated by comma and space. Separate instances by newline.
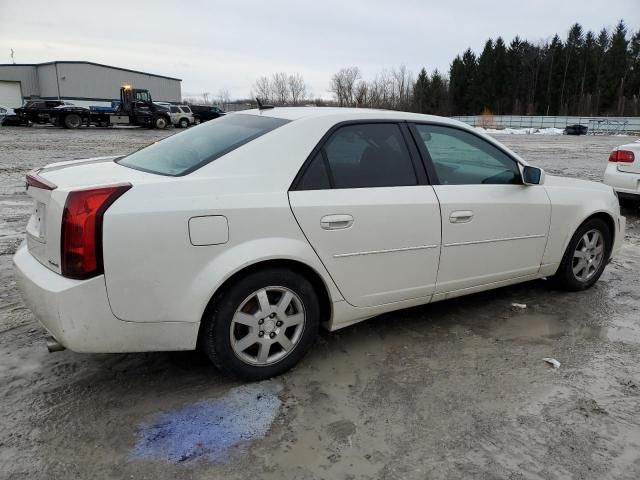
320, 214, 354, 230
449, 210, 474, 223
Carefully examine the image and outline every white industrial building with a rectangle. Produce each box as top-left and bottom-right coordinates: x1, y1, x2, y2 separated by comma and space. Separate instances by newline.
0, 61, 182, 107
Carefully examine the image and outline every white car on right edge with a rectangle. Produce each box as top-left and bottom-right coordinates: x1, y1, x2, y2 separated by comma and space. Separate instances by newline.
604, 142, 640, 208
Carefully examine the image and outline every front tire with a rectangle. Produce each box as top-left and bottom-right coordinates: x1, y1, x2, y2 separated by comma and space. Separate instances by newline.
551, 218, 611, 291
201, 268, 320, 381
153, 116, 168, 129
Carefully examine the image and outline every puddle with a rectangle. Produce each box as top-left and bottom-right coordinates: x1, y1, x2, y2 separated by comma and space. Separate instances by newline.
488, 313, 640, 344
131, 382, 282, 464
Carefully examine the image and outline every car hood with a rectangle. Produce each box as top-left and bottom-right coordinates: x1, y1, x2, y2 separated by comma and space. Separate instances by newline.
544, 174, 613, 193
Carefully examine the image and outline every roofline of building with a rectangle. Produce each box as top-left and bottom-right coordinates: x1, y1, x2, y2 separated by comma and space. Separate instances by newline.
0, 61, 182, 81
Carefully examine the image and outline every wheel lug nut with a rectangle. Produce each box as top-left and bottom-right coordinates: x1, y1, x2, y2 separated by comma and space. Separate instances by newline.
269, 332, 276, 338
258, 319, 264, 325
276, 321, 282, 327
270, 313, 276, 318
258, 331, 264, 337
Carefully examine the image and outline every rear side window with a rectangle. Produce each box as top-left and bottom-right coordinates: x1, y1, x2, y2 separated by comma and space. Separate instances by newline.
180, 107, 191, 113
118, 114, 290, 176
296, 152, 332, 190
296, 123, 417, 189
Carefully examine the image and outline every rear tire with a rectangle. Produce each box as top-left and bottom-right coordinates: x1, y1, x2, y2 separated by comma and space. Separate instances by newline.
200, 268, 320, 381
550, 218, 611, 291
179, 118, 189, 128
64, 113, 82, 129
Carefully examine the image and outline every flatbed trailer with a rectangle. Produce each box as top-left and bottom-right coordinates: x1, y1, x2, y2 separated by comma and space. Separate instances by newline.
14, 86, 171, 129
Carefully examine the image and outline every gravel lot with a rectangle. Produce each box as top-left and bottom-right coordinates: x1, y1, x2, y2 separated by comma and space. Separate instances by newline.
1, 126, 639, 480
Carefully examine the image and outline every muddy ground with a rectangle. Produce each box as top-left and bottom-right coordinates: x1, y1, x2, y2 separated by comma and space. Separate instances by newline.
1, 126, 639, 480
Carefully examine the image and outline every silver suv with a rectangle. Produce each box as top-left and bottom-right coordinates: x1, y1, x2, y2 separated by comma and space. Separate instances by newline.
155, 103, 195, 128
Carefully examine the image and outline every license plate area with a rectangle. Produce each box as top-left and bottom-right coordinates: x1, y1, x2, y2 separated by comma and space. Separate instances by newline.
26, 201, 46, 242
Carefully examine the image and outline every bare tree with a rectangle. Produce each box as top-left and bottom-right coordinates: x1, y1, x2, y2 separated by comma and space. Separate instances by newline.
330, 66, 361, 106
391, 65, 414, 109
217, 88, 231, 107
202, 92, 211, 104
354, 80, 368, 107
271, 72, 290, 104
288, 73, 307, 105
254, 76, 272, 103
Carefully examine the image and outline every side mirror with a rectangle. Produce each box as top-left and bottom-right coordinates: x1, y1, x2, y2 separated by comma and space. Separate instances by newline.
522, 165, 545, 185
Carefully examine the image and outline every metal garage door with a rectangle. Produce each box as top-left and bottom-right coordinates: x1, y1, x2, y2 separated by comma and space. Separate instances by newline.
0, 81, 23, 107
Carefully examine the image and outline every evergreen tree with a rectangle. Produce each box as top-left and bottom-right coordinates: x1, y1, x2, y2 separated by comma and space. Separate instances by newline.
461, 49, 478, 112
413, 68, 430, 113
493, 37, 509, 113
475, 39, 496, 112
602, 20, 629, 114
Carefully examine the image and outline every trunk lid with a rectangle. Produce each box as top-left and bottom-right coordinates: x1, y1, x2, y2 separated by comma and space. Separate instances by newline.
24, 156, 159, 274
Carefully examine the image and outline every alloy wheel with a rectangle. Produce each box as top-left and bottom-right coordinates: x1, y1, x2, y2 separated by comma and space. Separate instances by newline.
572, 229, 605, 282
230, 286, 306, 366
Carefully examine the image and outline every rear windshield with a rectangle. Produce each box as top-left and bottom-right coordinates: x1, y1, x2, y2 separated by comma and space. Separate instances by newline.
117, 114, 289, 176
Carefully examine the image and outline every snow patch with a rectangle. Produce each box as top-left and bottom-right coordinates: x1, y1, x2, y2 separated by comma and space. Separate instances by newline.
476, 127, 565, 135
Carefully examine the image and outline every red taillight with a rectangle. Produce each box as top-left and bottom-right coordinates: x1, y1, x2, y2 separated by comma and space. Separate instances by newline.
609, 150, 635, 163
61, 184, 131, 279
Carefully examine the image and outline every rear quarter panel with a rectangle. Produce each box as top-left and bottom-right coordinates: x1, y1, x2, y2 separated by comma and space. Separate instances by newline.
101, 177, 342, 324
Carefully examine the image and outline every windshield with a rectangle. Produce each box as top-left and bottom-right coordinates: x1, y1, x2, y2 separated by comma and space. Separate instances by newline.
117, 114, 289, 176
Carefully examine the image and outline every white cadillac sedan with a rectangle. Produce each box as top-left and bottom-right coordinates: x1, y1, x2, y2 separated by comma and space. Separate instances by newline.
14, 107, 625, 380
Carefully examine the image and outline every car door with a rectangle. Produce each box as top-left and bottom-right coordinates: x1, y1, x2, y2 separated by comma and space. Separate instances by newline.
289, 122, 442, 308
410, 123, 551, 294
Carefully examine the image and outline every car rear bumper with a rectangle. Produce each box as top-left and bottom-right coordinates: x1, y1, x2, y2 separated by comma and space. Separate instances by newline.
604, 164, 640, 197
12, 242, 198, 353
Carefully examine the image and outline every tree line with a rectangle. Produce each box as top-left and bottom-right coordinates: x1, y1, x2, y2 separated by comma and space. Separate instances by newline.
242, 21, 638, 117
328, 21, 639, 116
447, 20, 639, 116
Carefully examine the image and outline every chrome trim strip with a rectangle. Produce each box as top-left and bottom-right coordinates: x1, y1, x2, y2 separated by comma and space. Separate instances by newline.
444, 234, 545, 248
334, 244, 439, 258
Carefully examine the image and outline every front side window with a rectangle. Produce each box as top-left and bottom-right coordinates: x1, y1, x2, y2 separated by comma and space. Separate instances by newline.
170, 106, 179, 113
296, 123, 417, 190
414, 124, 521, 185
136, 91, 151, 103
118, 114, 289, 176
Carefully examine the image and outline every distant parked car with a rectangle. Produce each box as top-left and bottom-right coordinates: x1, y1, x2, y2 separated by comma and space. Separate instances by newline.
13, 107, 625, 380
604, 142, 640, 208
1, 104, 14, 124
190, 104, 226, 124
156, 103, 195, 128
564, 124, 588, 135
0, 104, 30, 126
14, 100, 88, 127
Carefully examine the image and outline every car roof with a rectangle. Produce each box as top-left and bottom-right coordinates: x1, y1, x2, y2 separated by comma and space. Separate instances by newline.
238, 106, 466, 126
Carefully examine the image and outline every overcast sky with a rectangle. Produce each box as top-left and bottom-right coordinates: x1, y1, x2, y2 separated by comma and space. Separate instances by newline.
1, 0, 638, 99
